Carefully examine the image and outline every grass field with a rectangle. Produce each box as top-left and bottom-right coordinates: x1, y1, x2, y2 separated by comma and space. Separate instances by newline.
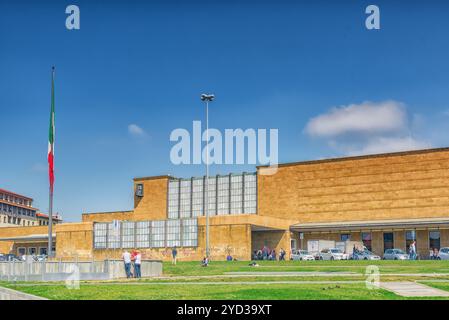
1, 260, 449, 300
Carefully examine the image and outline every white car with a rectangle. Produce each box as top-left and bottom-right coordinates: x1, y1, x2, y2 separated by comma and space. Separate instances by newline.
383, 249, 409, 260
353, 249, 381, 260
291, 249, 315, 261
438, 247, 449, 260
318, 248, 348, 260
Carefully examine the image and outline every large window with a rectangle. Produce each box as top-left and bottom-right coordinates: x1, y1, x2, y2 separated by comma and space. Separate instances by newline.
182, 219, 198, 247
168, 180, 179, 219
94, 223, 107, 249
362, 232, 372, 251
230, 175, 243, 214
151, 220, 166, 248
108, 221, 121, 249
217, 175, 230, 215
166, 220, 181, 247
121, 221, 135, 248
406, 230, 416, 252
340, 234, 351, 242
243, 173, 257, 214
429, 231, 441, 250
192, 178, 203, 217
179, 179, 191, 218
166, 172, 257, 218
94, 219, 198, 249
205, 176, 217, 216
136, 221, 150, 248
383, 232, 394, 252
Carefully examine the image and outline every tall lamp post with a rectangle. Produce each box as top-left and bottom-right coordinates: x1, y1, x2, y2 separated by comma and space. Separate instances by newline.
201, 93, 215, 258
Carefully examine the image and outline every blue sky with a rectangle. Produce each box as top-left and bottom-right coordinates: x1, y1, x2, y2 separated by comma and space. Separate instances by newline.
1, 0, 449, 221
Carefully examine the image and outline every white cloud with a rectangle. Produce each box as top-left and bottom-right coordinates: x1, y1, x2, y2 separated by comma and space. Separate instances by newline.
305, 101, 406, 137
128, 124, 147, 138
304, 100, 432, 156
345, 136, 431, 156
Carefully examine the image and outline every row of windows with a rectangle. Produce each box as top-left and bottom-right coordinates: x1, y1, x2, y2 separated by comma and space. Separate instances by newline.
0, 203, 36, 217
0, 193, 32, 207
167, 173, 257, 219
342, 230, 444, 252
93, 219, 198, 249
1, 214, 36, 226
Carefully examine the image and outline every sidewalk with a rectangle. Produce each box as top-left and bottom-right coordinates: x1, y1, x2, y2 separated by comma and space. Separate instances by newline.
0, 286, 47, 300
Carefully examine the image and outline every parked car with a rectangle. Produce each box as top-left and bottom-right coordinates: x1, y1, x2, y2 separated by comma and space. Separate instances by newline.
318, 248, 348, 260
2, 254, 22, 262
291, 249, 315, 261
383, 249, 409, 260
34, 255, 47, 262
353, 249, 381, 260
438, 247, 449, 260
0, 254, 5, 262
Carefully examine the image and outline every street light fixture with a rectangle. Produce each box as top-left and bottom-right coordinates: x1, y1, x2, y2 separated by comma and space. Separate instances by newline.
201, 93, 214, 258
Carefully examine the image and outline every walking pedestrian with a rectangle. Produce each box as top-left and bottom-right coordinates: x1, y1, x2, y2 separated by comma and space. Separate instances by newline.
172, 246, 178, 265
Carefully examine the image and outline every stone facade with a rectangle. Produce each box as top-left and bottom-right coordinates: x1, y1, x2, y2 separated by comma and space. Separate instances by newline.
2, 148, 449, 261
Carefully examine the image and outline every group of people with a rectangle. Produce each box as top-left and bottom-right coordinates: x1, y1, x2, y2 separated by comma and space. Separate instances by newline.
122, 249, 142, 278
253, 246, 286, 261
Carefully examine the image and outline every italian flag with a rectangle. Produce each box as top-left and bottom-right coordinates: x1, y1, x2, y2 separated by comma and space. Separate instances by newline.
48, 67, 55, 194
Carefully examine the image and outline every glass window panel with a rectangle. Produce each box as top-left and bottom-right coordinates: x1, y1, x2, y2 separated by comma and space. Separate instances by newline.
429, 231, 441, 250
168, 180, 180, 219
179, 179, 192, 218
230, 175, 243, 214
151, 220, 165, 248
121, 221, 135, 248
192, 178, 203, 217
205, 176, 216, 216
94, 223, 107, 249
166, 219, 181, 247
217, 175, 230, 215
108, 221, 121, 249
136, 221, 150, 248
182, 219, 198, 247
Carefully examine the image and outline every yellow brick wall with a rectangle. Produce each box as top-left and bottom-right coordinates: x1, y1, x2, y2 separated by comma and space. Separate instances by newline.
55, 222, 94, 259
133, 176, 169, 220
252, 230, 292, 259
82, 211, 134, 223
258, 149, 449, 223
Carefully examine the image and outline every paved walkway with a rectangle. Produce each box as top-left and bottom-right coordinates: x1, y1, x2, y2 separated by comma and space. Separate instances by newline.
380, 281, 449, 297
0, 286, 47, 300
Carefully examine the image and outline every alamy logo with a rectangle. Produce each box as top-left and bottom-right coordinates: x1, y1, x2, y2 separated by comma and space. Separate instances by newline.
170, 121, 278, 174
365, 265, 380, 290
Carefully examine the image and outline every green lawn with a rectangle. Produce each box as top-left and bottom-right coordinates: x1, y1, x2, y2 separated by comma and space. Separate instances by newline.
3, 282, 402, 300
162, 260, 449, 276
2, 260, 449, 300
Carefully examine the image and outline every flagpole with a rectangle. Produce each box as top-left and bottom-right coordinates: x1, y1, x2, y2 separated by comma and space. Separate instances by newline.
48, 66, 55, 258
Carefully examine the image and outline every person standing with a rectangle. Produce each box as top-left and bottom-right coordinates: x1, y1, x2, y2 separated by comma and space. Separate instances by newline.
122, 250, 132, 278
409, 241, 416, 260
279, 248, 286, 261
172, 246, 178, 265
134, 251, 142, 278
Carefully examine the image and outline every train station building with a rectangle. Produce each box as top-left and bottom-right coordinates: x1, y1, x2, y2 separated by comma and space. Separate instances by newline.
1, 147, 449, 260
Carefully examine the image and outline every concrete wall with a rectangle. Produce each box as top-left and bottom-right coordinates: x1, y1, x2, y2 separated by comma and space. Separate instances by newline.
258, 148, 449, 223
